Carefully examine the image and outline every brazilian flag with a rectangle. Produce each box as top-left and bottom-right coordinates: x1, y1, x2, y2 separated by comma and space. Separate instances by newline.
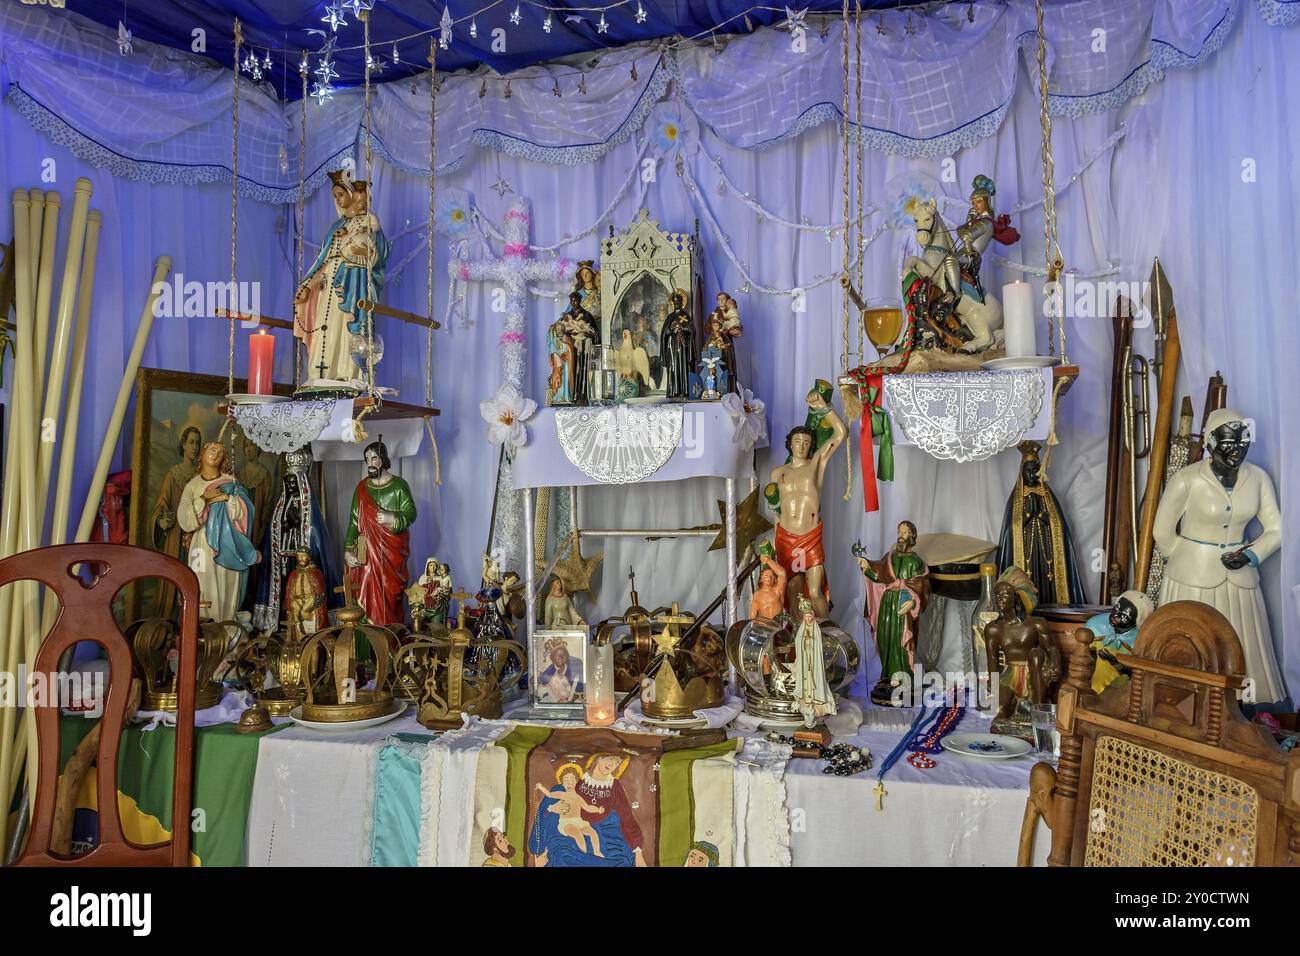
7, 715, 279, 866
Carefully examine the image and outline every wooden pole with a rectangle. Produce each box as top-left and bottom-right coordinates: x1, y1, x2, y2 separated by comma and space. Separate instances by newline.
37, 179, 93, 513
1134, 312, 1181, 592
25, 189, 43, 299
73, 256, 172, 543
1099, 299, 1133, 603
47, 209, 99, 549
40, 211, 100, 634
0, 188, 42, 849
30, 190, 60, 406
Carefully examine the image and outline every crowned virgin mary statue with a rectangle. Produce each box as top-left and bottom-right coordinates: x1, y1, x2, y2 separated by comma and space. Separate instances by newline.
294, 170, 389, 386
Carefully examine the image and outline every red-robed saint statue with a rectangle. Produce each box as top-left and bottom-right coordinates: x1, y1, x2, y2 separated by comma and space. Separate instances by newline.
344, 440, 417, 627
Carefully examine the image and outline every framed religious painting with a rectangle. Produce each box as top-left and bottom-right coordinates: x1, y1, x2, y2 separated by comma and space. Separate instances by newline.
599, 210, 701, 397
530, 627, 588, 717
126, 368, 291, 622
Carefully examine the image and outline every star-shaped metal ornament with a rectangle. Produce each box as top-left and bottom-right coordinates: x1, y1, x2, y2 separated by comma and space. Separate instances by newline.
321, 5, 347, 32
708, 485, 773, 553
491, 177, 514, 198
552, 531, 603, 598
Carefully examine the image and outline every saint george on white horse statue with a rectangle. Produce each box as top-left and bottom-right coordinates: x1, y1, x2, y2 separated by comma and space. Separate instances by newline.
900, 177, 1019, 354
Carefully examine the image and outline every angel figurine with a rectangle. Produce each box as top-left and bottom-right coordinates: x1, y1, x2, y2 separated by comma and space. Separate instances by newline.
613, 329, 651, 401
294, 170, 389, 386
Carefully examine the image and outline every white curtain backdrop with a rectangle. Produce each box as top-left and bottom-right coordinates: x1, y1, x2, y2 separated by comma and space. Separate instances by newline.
0, 1, 1295, 700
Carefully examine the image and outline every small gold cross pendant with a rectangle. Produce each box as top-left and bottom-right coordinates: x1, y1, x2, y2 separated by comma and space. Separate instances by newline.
873, 781, 886, 811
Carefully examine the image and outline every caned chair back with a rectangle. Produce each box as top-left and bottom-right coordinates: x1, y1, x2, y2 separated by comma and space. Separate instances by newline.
1037, 601, 1300, 867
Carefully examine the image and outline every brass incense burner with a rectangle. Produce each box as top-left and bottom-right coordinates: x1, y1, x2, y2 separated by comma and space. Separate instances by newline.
394, 589, 525, 731
129, 615, 240, 711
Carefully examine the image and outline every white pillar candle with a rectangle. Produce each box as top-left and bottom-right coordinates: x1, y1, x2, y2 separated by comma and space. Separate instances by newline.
1002, 280, 1037, 358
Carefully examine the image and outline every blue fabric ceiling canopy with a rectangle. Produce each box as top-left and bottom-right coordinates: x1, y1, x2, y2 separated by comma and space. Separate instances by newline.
66, 0, 934, 98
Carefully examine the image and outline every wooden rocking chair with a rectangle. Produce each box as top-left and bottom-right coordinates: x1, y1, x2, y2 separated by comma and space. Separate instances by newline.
1018, 600, 1300, 867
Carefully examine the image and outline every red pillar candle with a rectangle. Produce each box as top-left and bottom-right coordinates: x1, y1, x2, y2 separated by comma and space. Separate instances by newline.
248, 327, 274, 395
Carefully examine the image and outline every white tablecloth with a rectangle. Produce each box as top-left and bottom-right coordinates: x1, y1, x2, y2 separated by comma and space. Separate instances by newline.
243, 705, 1048, 866
785, 711, 1049, 866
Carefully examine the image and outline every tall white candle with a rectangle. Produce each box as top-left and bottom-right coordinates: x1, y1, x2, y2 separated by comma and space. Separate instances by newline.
1002, 281, 1036, 358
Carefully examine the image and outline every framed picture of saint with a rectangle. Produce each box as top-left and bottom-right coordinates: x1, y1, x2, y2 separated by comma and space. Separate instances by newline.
126, 368, 291, 622
530, 627, 588, 716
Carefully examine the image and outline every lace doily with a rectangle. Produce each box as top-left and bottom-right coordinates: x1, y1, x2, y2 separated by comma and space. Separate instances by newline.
554, 404, 684, 483
885, 370, 1044, 463
232, 399, 336, 454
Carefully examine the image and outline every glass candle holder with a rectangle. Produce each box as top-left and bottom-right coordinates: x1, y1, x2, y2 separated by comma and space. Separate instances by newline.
585, 639, 616, 726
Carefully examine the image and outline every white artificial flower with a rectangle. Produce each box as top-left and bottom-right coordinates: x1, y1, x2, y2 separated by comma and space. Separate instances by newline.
480, 384, 537, 450
721, 388, 767, 450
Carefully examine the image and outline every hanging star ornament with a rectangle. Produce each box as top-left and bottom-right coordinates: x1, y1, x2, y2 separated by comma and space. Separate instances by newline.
491, 177, 514, 198
635, 1, 647, 23
597, 12, 609, 34
310, 81, 335, 105
314, 57, 338, 83
321, 5, 347, 32
510, 4, 522, 26
553, 531, 603, 598
342, 0, 374, 16
708, 486, 774, 553
117, 21, 132, 55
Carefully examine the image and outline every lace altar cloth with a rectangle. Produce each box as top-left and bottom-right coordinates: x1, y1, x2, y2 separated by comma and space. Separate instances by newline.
232, 399, 336, 454
883, 369, 1048, 463
512, 402, 763, 489
554, 404, 684, 484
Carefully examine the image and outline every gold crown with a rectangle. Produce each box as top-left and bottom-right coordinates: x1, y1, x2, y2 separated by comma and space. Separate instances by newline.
296, 582, 396, 721
601, 602, 725, 720
223, 616, 324, 716
394, 587, 526, 730
129, 616, 239, 712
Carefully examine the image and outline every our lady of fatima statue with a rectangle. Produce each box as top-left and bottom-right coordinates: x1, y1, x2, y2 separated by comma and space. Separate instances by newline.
293, 170, 389, 386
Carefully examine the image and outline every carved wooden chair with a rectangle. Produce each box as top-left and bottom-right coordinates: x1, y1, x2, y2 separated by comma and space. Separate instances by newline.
3, 544, 200, 866
1019, 600, 1300, 866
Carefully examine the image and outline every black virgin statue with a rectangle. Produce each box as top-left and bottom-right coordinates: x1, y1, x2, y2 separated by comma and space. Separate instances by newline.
995, 440, 1085, 605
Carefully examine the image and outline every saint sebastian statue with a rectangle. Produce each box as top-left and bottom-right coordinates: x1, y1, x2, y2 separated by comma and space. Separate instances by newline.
293, 170, 389, 385
177, 441, 259, 621
344, 439, 416, 627
767, 388, 846, 620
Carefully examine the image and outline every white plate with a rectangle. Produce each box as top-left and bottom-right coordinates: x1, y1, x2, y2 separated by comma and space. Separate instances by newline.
621, 395, 672, 405
980, 356, 1061, 371
941, 732, 1033, 760
288, 699, 407, 732
226, 393, 290, 405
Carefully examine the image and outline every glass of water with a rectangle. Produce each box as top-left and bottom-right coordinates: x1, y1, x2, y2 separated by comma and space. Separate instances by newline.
1031, 702, 1060, 760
